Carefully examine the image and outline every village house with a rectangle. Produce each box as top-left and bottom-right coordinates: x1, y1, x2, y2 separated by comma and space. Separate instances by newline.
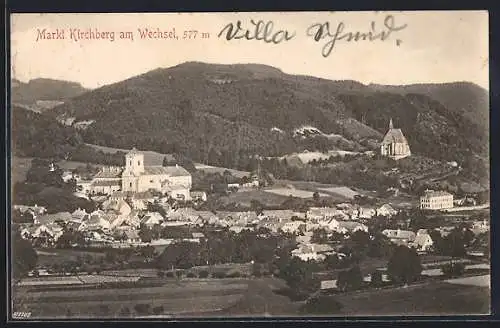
376, 204, 398, 217
280, 221, 306, 235
307, 207, 346, 221
382, 229, 416, 246
141, 212, 164, 227
14, 204, 47, 217
190, 191, 208, 202
420, 190, 454, 210
357, 207, 377, 219
35, 212, 73, 225
21, 223, 63, 242
410, 229, 434, 252
337, 221, 368, 234
380, 118, 411, 160
291, 243, 335, 262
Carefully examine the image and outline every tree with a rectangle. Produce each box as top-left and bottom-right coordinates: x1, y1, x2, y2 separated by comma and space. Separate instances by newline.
441, 262, 465, 278
138, 225, 153, 243
387, 245, 422, 284
250, 199, 264, 215
311, 228, 329, 244
370, 270, 383, 287
337, 266, 363, 292
312, 191, 320, 203
12, 228, 38, 281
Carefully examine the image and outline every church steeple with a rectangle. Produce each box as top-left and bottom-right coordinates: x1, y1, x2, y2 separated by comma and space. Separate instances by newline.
389, 118, 394, 129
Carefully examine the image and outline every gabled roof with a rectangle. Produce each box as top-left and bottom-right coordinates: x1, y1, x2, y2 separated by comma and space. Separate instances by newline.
143, 165, 191, 177
382, 128, 408, 144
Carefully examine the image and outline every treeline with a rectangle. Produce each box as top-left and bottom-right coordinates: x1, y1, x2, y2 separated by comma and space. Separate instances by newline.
12, 159, 97, 214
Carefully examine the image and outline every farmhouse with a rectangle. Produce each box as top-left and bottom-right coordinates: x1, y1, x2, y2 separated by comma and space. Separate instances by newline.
382, 229, 416, 246
380, 118, 411, 160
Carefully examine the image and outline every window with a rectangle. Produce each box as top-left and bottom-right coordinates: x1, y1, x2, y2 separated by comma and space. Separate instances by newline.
138, 161, 141, 166
129, 161, 132, 166
130, 182, 132, 188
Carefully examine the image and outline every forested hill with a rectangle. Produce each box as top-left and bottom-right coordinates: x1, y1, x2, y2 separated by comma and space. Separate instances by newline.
12, 106, 83, 159
12, 78, 88, 112
38, 62, 488, 178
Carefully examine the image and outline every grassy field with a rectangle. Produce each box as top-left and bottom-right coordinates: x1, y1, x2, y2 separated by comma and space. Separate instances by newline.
13, 277, 297, 318
12, 156, 33, 184
264, 188, 330, 199
35, 248, 107, 267
219, 190, 290, 208
333, 280, 490, 315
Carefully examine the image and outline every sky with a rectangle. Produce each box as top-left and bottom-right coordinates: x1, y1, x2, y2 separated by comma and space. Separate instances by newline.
10, 11, 489, 90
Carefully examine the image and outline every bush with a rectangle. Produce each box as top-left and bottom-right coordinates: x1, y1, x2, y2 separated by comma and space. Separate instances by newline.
157, 270, 165, 278
186, 272, 196, 278
152, 306, 164, 315
226, 271, 241, 278
441, 262, 466, 278
134, 303, 151, 315
370, 270, 383, 287
212, 272, 226, 279
165, 271, 174, 278
198, 270, 209, 278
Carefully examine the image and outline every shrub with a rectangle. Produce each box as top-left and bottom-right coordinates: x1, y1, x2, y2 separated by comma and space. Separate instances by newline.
227, 271, 241, 278
441, 262, 466, 278
198, 270, 209, 278
157, 270, 165, 278
165, 271, 174, 278
134, 303, 151, 315
370, 270, 383, 287
152, 306, 164, 315
186, 272, 196, 278
212, 271, 226, 279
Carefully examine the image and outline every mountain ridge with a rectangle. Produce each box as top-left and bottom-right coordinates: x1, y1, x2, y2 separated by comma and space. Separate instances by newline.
15, 62, 488, 180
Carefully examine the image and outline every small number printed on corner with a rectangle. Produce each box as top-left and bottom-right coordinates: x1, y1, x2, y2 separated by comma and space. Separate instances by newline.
13, 312, 32, 319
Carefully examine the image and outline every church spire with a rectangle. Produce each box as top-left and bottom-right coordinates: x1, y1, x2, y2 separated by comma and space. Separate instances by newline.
389, 118, 394, 129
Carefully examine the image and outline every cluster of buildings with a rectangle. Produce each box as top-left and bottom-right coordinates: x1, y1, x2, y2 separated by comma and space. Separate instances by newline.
76, 148, 194, 201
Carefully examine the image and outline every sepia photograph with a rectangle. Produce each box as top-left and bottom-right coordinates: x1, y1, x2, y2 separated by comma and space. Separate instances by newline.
9, 11, 490, 319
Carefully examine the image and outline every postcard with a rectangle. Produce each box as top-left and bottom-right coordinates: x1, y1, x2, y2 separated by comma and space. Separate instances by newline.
9, 11, 490, 319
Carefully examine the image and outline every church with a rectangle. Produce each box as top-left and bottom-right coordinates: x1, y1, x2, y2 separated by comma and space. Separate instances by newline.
380, 118, 411, 160
88, 148, 192, 200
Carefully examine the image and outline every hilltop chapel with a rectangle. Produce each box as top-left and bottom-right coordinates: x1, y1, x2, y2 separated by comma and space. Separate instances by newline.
380, 118, 411, 160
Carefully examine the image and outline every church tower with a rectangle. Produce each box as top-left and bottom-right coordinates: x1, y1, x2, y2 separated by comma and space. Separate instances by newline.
125, 147, 144, 175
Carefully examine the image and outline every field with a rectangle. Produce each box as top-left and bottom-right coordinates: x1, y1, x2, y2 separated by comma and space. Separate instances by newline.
219, 190, 290, 207
263, 187, 329, 199
333, 280, 490, 315
12, 156, 33, 184
318, 187, 360, 199
13, 277, 299, 318
35, 248, 107, 267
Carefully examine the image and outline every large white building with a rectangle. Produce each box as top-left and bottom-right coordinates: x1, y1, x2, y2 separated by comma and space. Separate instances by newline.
420, 190, 454, 210
380, 118, 411, 160
86, 148, 192, 200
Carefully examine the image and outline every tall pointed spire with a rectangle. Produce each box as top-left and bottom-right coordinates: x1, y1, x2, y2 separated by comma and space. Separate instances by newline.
389, 118, 394, 129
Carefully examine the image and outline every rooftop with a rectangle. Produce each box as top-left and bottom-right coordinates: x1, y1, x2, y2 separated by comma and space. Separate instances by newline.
421, 190, 454, 198
143, 165, 191, 177
382, 128, 409, 144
